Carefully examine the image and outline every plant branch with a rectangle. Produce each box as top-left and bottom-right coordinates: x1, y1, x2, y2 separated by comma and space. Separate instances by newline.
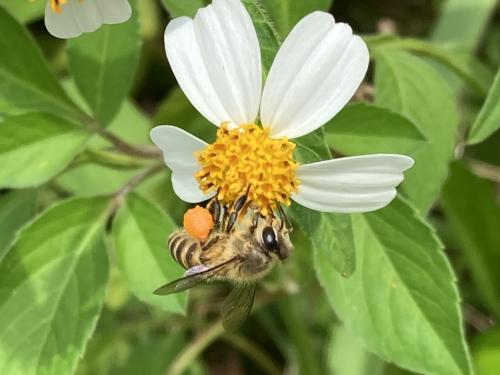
107, 163, 164, 215
84, 148, 153, 169
94, 127, 162, 159
222, 333, 281, 375
167, 320, 225, 375
468, 159, 500, 184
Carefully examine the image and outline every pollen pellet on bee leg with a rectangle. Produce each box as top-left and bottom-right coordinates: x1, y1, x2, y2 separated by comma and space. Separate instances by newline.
183, 206, 214, 241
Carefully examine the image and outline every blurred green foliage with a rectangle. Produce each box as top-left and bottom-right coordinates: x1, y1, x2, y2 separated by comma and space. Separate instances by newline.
0, 0, 499, 374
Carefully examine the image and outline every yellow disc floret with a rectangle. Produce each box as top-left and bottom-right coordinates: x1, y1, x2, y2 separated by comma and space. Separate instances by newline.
50, 0, 67, 14
195, 124, 299, 215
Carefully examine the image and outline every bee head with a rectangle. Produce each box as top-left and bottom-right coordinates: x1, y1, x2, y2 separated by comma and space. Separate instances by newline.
258, 218, 293, 261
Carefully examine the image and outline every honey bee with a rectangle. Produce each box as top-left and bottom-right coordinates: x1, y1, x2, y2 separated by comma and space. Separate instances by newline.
154, 194, 293, 330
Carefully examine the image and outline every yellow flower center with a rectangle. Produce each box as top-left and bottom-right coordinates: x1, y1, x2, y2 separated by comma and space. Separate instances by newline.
195, 124, 299, 216
50, 0, 67, 14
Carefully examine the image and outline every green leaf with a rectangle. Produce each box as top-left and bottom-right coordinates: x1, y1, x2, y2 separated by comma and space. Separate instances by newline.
161, 0, 204, 18
292, 204, 355, 277
111, 334, 187, 375
468, 68, 500, 144
1, 0, 45, 24
366, 37, 492, 95
261, 0, 332, 36
430, 0, 497, 94
432, 0, 497, 52
315, 197, 472, 375
441, 162, 500, 318
55, 99, 154, 196
242, 0, 281, 73
328, 325, 386, 375
0, 7, 78, 118
0, 197, 110, 375
0, 190, 37, 260
374, 50, 459, 213
326, 103, 427, 157
472, 327, 500, 375
0, 113, 89, 188
112, 193, 186, 314
67, 6, 141, 126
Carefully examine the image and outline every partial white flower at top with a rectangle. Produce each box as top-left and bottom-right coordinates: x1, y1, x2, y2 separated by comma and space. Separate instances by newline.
44, 0, 131, 39
150, 0, 414, 216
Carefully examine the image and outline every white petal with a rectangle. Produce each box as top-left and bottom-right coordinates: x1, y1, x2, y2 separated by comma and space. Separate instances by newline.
44, 0, 131, 39
260, 11, 369, 139
292, 154, 414, 213
150, 126, 215, 203
165, 0, 261, 127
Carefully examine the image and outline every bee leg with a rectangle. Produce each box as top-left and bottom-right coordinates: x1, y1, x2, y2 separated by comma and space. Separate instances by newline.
201, 233, 222, 251
250, 210, 260, 233
276, 201, 293, 232
225, 192, 248, 233
207, 197, 222, 230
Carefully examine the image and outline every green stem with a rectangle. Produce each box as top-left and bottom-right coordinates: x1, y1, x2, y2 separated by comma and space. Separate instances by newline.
82, 115, 161, 159
223, 333, 281, 375
84, 148, 153, 169
166, 321, 225, 375
94, 127, 162, 159
107, 163, 164, 215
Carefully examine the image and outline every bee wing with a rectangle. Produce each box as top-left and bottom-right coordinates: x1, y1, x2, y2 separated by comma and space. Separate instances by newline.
153, 257, 240, 295
221, 283, 257, 331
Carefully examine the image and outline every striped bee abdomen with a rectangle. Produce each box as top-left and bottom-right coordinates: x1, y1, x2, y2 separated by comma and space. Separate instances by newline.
168, 230, 203, 270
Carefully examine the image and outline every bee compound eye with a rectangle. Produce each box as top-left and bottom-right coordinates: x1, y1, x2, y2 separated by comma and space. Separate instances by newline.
262, 227, 278, 251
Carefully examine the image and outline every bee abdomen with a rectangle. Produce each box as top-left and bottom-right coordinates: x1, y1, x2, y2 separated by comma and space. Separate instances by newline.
168, 231, 202, 269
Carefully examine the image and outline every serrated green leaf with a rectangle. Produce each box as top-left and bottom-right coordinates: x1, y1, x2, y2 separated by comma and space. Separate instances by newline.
326, 103, 427, 157
0, 197, 110, 375
315, 197, 472, 375
0, 113, 89, 188
441, 162, 500, 318
112, 193, 186, 314
242, 0, 281, 73
0, 190, 37, 261
292, 204, 355, 276
261, 0, 332, 36
0, 7, 78, 118
67, 5, 141, 126
375, 50, 459, 213
161, 0, 204, 17
468, 68, 500, 144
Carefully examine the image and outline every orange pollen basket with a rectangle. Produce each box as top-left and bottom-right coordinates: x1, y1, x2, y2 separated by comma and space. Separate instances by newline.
195, 123, 300, 216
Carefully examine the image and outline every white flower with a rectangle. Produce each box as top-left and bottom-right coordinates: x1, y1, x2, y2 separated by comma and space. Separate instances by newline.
150, 0, 414, 214
44, 0, 131, 39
